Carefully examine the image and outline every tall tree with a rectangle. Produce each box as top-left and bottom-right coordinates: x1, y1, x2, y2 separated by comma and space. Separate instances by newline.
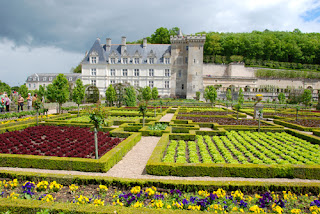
18, 85, 29, 98
142, 86, 152, 104
0, 81, 11, 94
46, 84, 56, 103
73, 64, 82, 73
52, 74, 70, 114
301, 89, 312, 109
114, 83, 128, 107
206, 86, 217, 107
38, 85, 46, 102
226, 89, 232, 108
152, 87, 158, 100
124, 86, 137, 107
150, 27, 170, 44
105, 84, 116, 107
72, 79, 85, 116
238, 88, 244, 105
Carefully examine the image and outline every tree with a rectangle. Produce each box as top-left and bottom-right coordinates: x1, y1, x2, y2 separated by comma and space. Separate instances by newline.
238, 88, 244, 105
206, 86, 217, 107
159, 100, 163, 113
226, 89, 232, 108
72, 79, 85, 117
114, 83, 128, 107
33, 97, 42, 125
152, 87, 158, 100
234, 103, 242, 120
136, 87, 143, 102
73, 64, 82, 73
0, 81, 11, 94
124, 86, 137, 107
105, 85, 116, 107
150, 27, 170, 44
138, 102, 147, 127
18, 85, 29, 98
38, 85, 46, 102
278, 92, 286, 104
52, 74, 70, 114
87, 103, 109, 159
301, 89, 312, 109
316, 93, 320, 110
46, 84, 56, 103
142, 86, 152, 104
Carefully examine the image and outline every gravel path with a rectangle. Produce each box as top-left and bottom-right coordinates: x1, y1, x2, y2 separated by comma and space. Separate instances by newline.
159, 113, 174, 122
105, 136, 160, 178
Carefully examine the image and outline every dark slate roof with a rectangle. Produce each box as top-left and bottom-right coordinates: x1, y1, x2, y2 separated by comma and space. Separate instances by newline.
82, 38, 171, 64
26, 73, 81, 82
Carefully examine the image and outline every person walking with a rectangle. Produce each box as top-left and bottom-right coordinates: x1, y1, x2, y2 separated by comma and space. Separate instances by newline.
18, 94, 24, 112
5, 94, 11, 112
0, 92, 5, 113
27, 93, 32, 110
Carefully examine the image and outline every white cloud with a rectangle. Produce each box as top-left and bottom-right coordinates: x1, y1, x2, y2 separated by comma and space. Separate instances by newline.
0, 39, 83, 86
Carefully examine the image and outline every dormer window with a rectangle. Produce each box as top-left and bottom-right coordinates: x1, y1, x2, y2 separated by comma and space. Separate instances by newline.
149, 58, 154, 64
33, 77, 37, 81
122, 58, 128, 64
134, 58, 139, 64
165, 58, 170, 64
69, 77, 73, 81
49, 77, 52, 81
91, 56, 97, 64
43, 77, 47, 81
110, 58, 116, 64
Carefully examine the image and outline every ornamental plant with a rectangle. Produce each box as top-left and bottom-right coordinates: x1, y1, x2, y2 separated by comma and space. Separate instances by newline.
138, 102, 147, 126
72, 79, 85, 117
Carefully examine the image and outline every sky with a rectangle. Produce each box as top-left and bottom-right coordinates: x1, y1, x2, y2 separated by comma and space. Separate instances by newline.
1, 0, 320, 87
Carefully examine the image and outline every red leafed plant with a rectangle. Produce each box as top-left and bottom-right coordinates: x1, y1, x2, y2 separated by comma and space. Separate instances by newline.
0, 126, 124, 159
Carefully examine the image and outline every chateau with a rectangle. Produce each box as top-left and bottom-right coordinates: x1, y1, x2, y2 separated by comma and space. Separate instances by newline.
81, 31, 206, 99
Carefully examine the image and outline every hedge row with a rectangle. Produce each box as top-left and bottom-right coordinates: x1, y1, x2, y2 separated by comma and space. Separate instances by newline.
0, 130, 141, 172
146, 130, 320, 179
273, 119, 315, 131
314, 129, 320, 137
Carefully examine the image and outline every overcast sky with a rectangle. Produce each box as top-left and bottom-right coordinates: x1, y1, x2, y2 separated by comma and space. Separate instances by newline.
1, 0, 320, 86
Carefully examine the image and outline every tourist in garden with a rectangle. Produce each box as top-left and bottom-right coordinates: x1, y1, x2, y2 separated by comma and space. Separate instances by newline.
27, 93, 32, 110
32, 93, 38, 108
5, 94, 11, 112
18, 94, 24, 112
0, 92, 5, 113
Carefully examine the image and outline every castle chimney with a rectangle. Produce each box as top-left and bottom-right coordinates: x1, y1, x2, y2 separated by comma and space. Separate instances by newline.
143, 38, 147, 48
121, 36, 126, 55
106, 38, 111, 51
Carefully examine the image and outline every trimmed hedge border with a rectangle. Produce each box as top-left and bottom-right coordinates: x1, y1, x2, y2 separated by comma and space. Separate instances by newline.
0, 127, 141, 172
273, 118, 319, 131
146, 130, 320, 179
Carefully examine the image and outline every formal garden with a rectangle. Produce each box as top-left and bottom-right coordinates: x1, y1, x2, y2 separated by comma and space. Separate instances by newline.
0, 75, 320, 213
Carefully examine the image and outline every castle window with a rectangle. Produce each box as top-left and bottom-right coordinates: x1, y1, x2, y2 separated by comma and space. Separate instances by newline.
49, 77, 52, 81
165, 81, 169, 88
122, 58, 128, 64
134, 80, 139, 87
123, 69, 128, 76
194, 59, 196, 64
149, 69, 154, 76
91, 57, 97, 64
91, 80, 96, 86
182, 84, 184, 90
134, 58, 139, 64
165, 69, 170, 77
110, 69, 115, 76
28, 84, 31, 88
186, 46, 188, 51
110, 58, 116, 64
185, 57, 188, 63
149, 58, 154, 64
33, 84, 36, 88
91, 68, 96, 76
43, 77, 47, 81
134, 69, 139, 76
165, 58, 170, 64
110, 80, 115, 84
149, 81, 154, 88
179, 70, 181, 77
69, 77, 72, 81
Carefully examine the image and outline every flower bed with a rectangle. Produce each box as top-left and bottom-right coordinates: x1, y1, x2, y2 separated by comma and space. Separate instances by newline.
1, 179, 319, 213
176, 117, 268, 125
178, 111, 233, 115
162, 131, 320, 165
0, 126, 123, 159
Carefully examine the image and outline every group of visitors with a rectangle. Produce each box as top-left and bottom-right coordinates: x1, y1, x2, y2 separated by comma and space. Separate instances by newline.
0, 92, 37, 113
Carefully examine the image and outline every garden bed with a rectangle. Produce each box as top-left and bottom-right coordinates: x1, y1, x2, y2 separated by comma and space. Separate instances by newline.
176, 117, 269, 126
146, 131, 320, 179
287, 119, 320, 128
0, 178, 319, 213
178, 111, 233, 115
0, 126, 123, 159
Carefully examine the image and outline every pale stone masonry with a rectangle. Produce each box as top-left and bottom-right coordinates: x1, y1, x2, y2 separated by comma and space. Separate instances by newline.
81, 31, 206, 99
